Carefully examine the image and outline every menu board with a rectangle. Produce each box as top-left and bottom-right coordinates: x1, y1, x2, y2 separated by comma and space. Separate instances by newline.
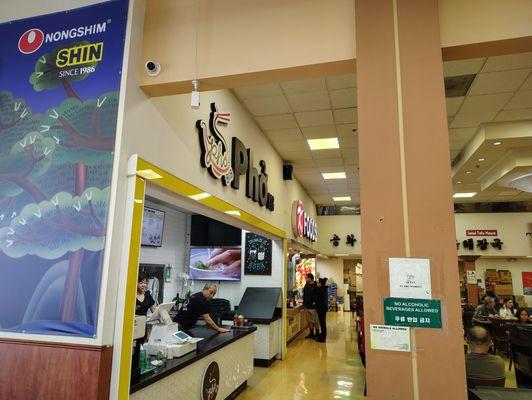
142, 207, 165, 247
296, 257, 316, 289
244, 233, 272, 275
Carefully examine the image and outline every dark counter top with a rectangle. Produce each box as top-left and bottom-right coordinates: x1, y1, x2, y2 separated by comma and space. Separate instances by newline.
130, 325, 256, 394
469, 386, 532, 400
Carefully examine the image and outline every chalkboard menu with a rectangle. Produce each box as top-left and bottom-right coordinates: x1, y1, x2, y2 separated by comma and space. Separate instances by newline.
244, 233, 272, 275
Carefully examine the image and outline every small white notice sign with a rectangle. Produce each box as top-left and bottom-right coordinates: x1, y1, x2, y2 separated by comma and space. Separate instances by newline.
466, 270, 477, 284
389, 258, 431, 299
370, 324, 411, 352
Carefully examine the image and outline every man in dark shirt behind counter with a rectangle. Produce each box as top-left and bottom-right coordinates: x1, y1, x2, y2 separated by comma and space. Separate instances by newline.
465, 326, 505, 384
175, 283, 230, 334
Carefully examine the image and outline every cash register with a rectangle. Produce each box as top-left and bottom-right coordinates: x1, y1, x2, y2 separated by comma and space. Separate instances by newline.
144, 303, 203, 359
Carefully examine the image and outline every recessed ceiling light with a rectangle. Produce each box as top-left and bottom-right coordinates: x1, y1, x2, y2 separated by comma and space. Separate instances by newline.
225, 210, 241, 216
335, 253, 349, 257
453, 192, 477, 198
465, 171, 472, 174
189, 192, 211, 201
333, 196, 351, 202
493, 141, 502, 146
307, 137, 339, 150
456, 181, 462, 184
322, 172, 346, 180
137, 169, 163, 180
478, 158, 485, 162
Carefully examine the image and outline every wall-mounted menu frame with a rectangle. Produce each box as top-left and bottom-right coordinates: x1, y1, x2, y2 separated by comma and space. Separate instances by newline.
244, 232, 272, 275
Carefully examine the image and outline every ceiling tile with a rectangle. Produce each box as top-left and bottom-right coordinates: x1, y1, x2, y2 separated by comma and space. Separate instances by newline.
469, 69, 531, 95
265, 128, 303, 142
449, 127, 477, 141
243, 96, 291, 116
504, 90, 532, 110
446, 97, 465, 116
281, 78, 327, 94
293, 166, 321, 176
278, 150, 313, 161
330, 88, 357, 109
482, 52, 532, 72
274, 140, 308, 153
233, 84, 282, 99
326, 73, 357, 90
291, 159, 317, 168
295, 110, 334, 127
494, 108, 532, 121
339, 136, 358, 148
450, 110, 498, 128
315, 158, 345, 168
333, 108, 357, 124
286, 91, 331, 112
443, 58, 485, 77
341, 148, 359, 160
459, 93, 513, 113
256, 114, 298, 130
312, 149, 342, 159
301, 125, 337, 139
336, 123, 358, 137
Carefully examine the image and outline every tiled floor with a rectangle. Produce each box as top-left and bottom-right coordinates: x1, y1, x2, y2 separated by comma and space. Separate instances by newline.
238, 312, 367, 400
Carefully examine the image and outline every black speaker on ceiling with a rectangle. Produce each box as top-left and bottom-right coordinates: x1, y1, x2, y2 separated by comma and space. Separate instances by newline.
283, 164, 293, 180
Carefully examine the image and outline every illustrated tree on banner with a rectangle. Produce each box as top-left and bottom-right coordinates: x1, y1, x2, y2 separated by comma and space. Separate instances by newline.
29, 41, 99, 101
0, 90, 117, 326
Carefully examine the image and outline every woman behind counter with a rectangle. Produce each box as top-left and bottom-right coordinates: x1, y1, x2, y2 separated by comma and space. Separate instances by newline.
136, 271, 157, 316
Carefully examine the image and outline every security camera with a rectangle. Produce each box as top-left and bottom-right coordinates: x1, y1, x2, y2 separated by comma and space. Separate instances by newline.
145, 61, 161, 77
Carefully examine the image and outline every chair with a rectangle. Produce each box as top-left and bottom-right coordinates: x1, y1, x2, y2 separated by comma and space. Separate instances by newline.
490, 318, 511, 356
466, 377, 505, 389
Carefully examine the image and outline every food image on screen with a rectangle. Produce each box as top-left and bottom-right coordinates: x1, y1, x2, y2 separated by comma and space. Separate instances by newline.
141, 207, 165, 247
189, 247, 241, 281
295, 257, 316, 289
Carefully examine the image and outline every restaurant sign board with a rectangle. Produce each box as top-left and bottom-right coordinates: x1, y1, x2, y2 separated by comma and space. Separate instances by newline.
384, 297, 442, 329
291, 200, 317, 242
466, 229, 498, 236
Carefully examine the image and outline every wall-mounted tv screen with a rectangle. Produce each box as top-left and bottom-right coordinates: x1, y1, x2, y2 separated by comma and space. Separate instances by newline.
141, 207, 165, 247
189, 247, 241, 281
190, 215, 242, 247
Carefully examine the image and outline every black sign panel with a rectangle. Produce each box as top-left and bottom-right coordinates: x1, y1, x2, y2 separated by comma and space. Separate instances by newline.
244, 232, 272, 275
201, 361, 220, 400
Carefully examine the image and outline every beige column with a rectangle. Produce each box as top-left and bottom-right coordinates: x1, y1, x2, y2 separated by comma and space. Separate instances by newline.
356, 1, 467, 399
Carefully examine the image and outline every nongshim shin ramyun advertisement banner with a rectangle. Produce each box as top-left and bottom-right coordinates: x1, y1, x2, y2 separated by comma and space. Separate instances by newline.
0, 1, 128, 337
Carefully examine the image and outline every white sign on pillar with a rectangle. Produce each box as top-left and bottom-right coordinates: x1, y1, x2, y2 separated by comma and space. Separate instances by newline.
389, 258, 431, 299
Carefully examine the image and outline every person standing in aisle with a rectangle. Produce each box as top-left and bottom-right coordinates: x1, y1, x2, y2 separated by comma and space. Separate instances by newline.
314, 277, 329, 342
303, 273, 319, 339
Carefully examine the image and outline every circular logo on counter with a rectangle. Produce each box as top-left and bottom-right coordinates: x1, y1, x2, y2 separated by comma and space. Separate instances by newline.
201, 361, 220, 400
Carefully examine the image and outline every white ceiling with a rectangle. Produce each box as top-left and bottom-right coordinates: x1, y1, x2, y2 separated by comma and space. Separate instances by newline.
233, 51, 532, 206
233, 75, 358, 205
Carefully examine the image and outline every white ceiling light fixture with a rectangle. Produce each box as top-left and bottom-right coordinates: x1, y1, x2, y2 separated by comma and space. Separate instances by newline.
307, 137, 339, 150
137, 169, 163, 180
335, 253, 349, 257
456, 181, 462, 184
333, 196, 351, 201
189, 192, 211, 201
478, 158, 485, 162
322, 172, 346, 180
453, 192, 477, 198
493, 141, 502, 146
465, 171, 472, 174
225, 210, 241, 216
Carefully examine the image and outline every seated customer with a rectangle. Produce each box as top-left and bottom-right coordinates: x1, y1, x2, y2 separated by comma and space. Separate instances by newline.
474, 296, 497, 319
499, 297, 516, 320
465, 326, 505, 382
516, 307, 532, 324
175, 283, 230, 334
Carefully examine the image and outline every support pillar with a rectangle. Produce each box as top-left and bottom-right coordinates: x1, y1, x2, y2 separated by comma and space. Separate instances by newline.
356, 1, 467, 399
